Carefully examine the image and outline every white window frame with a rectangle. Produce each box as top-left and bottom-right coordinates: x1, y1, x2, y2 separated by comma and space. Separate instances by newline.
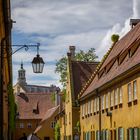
27, 123, 32, 128
106, 93, 108, 109
88, 101, 91, 115
94, 99, 96, 113
110, 91, 114, 107
115, 89, 118, 105
20, 123, 24, 128
118, 127, 124, 140
119, 87, 123, 104
133, 80, 137, 100
97, 98, 99, 111
91, 100, 93, 114
128, 83, 132, 102
101, 95, 105, 110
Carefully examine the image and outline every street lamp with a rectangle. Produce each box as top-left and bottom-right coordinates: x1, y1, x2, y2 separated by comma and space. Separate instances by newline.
12, 42, 45, 73
31, 44, 45, 73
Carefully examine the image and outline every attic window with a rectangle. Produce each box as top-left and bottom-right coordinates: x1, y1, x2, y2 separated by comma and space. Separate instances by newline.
118, 50, 128, 65
130, 44, 139, 57
33, 102, 39, 114
106, 57, 116, 73
98, 68, 105, 78
33, 109, 39, 114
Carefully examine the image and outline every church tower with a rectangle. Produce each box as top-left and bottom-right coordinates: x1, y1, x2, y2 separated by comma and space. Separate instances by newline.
17, 62, 27, 85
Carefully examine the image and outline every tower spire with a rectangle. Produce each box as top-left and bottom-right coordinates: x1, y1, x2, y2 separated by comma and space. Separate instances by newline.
17, 62, 27, 85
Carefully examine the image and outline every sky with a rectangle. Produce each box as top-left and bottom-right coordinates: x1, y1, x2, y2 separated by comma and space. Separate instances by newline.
11, 0, 140, 88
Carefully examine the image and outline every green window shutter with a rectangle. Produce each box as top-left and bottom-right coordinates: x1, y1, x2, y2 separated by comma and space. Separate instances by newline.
116, 128, 118, 140
129, 128, 134, 140
138, 128, 140, 140
96, 131, 98, 140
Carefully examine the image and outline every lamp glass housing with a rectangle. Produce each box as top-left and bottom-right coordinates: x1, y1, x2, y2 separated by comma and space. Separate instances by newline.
32, 54, 45, 73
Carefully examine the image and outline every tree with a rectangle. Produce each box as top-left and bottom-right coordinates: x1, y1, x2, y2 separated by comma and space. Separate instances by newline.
55, 48, 98, 88
111, 34, 119, 43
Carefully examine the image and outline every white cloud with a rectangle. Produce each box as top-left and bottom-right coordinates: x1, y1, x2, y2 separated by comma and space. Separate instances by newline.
11, 0, 133, 87
99, 0, 139, 57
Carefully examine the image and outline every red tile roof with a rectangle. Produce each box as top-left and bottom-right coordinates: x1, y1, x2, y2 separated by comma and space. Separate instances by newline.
34, 106, 59, 133
71, 61, 99, 99
16, 92, 55, 119
80, 22, 140, 98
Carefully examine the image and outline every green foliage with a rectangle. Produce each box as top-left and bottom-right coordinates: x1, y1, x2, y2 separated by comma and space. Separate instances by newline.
54, 122, 60, 140
8, 83, 17, 132
55, 57, 67, 87
51, 92, 56, 103
55, 48, 98, 88
61, 88, 66, 102
76, 121, 80, 133
111, 34, 119, 43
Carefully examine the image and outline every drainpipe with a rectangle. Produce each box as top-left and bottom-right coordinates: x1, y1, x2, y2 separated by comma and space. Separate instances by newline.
96, 89, 102, 140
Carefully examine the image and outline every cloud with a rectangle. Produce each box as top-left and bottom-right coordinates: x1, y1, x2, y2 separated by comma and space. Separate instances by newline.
99, 0, 139, 57
11, 0, 133, 87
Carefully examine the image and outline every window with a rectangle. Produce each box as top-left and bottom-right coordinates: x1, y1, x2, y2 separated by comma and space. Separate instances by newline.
51, 121, 56, 128
88, 101, 91, 115
128, 128, 134, 140
134, 127, 139, 140
20, 123, 24, 128
106, 93, 108, 109
27, 123, 32, 128
118, 127, 124, 140
97, 98, 99, 112
119, 87, 123, 104
94, 99, 96, 113
84, 104, 86, 116
86, 102, 88, 116
115, 89, 118, 106
101, 95, 105, 110
96, 130, 100, 140
133, 81, 137, 100
110, 91, 114, 107
82, 105, 84, 117
128, 83, 132, 102
91, 100, 93, 114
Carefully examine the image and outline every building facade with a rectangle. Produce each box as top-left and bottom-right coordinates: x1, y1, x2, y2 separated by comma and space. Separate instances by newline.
59, 46, 99, 140
13, 64, 60, 140
0, 0, 12, 139
79, 20, 140, 140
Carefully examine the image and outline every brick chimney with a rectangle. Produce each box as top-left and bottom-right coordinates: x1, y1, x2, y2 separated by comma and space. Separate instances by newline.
130, 19, 140, 28
69, 46, 75, 59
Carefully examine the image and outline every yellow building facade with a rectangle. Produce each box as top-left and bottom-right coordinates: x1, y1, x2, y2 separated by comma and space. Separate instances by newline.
59, 46, 98, 140
79, 20, 140, 140
0, 0, 12, 139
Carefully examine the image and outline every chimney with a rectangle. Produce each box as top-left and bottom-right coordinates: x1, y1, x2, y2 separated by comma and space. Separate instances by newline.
130, 19, 140, 28
69, 46, 75, 59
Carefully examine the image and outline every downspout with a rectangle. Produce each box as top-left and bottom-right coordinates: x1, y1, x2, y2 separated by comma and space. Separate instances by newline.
96, 89, 102, 140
